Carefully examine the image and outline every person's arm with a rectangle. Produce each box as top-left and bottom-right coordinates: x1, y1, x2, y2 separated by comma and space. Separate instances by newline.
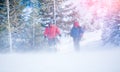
56, 27, 60, 36
44, 28, 48, 37
70, 28, 74, 37
79, 27, 84, 37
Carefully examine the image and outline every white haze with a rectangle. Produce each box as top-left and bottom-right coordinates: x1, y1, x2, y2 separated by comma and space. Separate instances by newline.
0, 30, 120, 72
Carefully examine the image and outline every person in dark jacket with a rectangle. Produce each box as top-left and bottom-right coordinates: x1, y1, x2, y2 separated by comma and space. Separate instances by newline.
70, 21, 84, 50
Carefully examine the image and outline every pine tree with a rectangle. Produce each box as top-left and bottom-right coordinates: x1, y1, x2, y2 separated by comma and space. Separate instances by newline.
10, 0, 43, 51
31, 0, 45, 49
0, 0, 9, 51
8, 0, 32, 51
102, 13, 120, 46
56, 0, 79, 33
101, 0, 120, 46
16, 0, 51, 50
37, 1, 57, 25
1, 0, 47, 51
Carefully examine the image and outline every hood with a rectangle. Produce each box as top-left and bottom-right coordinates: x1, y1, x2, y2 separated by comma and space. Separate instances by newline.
74, 21, 80, 27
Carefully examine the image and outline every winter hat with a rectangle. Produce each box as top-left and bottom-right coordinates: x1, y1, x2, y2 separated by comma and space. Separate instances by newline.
74, 21, 79, 27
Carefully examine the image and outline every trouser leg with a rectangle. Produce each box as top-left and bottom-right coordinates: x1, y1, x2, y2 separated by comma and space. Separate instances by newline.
73, 38, 80, 50
48, 38, 57, 51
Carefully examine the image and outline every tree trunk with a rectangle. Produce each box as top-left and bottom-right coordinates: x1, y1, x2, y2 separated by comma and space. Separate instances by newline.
6, 0, 12, 52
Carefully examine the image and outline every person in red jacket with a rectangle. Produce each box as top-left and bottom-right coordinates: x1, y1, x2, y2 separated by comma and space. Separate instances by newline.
44, 23, 61, 47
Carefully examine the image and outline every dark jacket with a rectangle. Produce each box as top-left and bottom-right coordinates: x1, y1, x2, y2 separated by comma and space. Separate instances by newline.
70, 22, 84, 39
70, 26, 84, 38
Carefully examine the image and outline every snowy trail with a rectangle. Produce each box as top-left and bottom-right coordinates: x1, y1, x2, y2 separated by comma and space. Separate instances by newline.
0, 50, 120, 72
0, 30, 120, 72
57, 30, 103, 52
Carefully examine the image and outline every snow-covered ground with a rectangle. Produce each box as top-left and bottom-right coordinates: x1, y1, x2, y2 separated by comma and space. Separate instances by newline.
0, 30, 120, 72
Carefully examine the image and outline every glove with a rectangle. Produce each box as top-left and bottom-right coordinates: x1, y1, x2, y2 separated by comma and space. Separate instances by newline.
44, 35, 47, 38
59, 34, 61, 37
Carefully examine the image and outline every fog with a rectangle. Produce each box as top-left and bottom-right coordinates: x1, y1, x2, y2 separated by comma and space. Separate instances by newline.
0, 30, 120, 72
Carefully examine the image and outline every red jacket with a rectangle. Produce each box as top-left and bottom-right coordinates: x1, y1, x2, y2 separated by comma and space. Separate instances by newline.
44, 25, 60, 39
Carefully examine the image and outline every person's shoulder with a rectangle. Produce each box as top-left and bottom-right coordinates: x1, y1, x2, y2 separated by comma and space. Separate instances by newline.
78, 26, 84, 31
71, 27, 75, 29
46, 26, 49, 28
78, 26, 82, 29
